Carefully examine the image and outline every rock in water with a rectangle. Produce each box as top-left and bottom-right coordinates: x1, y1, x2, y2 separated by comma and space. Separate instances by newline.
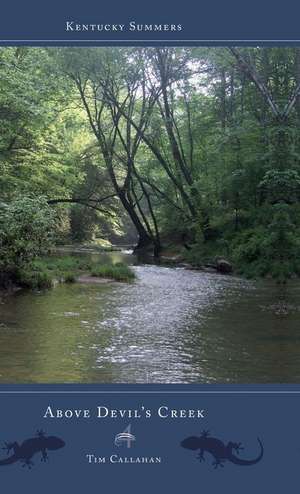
216, 258, 233, 274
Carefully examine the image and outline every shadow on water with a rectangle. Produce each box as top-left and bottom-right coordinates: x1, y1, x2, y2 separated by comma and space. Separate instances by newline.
0, 249, 299, 383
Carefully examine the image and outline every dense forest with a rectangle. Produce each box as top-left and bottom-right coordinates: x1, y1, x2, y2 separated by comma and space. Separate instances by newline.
1, 46, 300, 287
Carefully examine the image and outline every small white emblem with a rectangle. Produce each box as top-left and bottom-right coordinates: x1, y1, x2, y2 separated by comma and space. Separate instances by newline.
114, 424, 136, 448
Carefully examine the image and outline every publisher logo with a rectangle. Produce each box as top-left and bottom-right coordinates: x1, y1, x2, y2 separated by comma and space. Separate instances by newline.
114, 424, 136, 448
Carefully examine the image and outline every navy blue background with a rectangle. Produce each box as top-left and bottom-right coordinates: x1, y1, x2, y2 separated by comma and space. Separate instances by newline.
0, 0, 300, 44
0, 384, 297, 492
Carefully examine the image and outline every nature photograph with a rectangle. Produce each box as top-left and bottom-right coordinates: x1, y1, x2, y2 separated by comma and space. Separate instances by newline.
0, 46, 299, 383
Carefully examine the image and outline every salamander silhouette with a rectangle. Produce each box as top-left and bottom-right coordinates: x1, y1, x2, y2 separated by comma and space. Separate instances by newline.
0, 430, 65, 469
181, 430, 263, 469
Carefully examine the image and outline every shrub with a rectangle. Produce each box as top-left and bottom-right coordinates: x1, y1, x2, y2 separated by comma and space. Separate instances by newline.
232, 203, 300, 280
16, 267, 53, 290
0, 196, 56, 287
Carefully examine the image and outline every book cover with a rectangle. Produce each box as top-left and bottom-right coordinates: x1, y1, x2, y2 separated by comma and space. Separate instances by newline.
0, 1, 298, 492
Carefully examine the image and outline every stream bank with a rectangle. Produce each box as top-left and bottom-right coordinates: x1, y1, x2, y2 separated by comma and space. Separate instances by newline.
0, 248, 297, 384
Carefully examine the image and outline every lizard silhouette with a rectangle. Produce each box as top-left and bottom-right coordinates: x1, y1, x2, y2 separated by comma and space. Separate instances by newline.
181, 430, 263, 469
0, 430, 65, 469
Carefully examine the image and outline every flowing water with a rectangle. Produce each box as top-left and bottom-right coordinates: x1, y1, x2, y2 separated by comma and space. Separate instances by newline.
0, 250, 299, 383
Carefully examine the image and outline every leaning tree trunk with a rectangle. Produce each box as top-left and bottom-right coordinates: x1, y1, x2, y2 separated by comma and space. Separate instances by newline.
118, 190, 153, 252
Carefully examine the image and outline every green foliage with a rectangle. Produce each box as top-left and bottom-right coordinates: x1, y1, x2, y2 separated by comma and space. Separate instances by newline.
30, 255, 136, 284
63, 272, 76, 283
259, 170, 300, 204
70, 204, 97, 242
16, 266, 53, 290
232, 204, 300, 280
0, 196, 56, 286
1, 47, 300, 282
91, 262, 135, 282
34, 255, 91, 275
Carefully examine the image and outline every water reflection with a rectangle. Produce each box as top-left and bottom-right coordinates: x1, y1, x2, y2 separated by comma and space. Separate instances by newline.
0, 252, 299, 383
